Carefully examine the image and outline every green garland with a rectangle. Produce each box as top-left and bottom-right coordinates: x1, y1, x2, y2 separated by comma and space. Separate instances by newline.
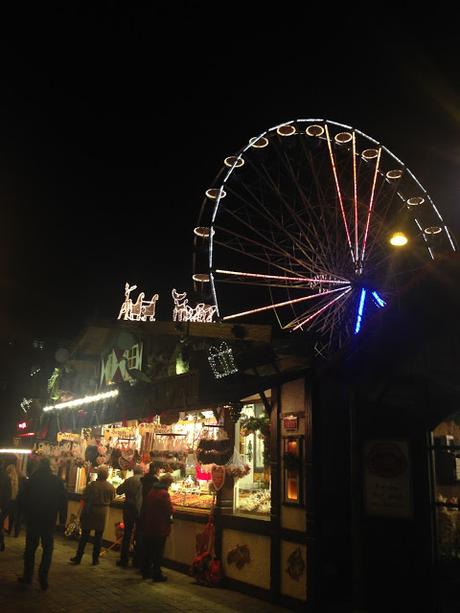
240, 415, 269, 438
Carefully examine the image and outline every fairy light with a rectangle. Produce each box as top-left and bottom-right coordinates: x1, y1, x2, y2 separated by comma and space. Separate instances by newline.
117, 282, 159, 322
208, 342, 238, 379
0, 449, 32, 455
43, 389, 119, 412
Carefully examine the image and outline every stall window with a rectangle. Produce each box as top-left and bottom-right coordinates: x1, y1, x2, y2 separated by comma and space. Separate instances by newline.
233, 403, 271, 519
430, 413, 460, 560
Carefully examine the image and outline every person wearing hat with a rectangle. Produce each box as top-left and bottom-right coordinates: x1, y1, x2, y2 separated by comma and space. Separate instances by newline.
141, 472, 174, 582
17, 457, 67, 590
69, 465, 115, 566
115, 465, 144, 568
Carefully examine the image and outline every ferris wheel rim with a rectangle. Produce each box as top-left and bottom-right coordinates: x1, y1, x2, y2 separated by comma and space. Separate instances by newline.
194, 118, 456, 353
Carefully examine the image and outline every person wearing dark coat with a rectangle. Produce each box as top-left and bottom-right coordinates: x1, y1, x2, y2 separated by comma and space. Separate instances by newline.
135, 462, 159, 571
69, 465, 115, 565
0, 461, 12, 552
141, 473, 174, 582
17, 457, 67, 590
116, 465, 143, 567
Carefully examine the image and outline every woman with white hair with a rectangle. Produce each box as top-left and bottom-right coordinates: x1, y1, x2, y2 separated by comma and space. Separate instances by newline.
69, 466, 115, 566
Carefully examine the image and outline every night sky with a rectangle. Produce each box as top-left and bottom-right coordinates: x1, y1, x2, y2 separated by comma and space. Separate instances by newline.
0, 4, 459, 343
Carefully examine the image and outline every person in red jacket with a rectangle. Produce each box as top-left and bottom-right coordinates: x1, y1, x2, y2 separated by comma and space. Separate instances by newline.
141, 472, 173, 582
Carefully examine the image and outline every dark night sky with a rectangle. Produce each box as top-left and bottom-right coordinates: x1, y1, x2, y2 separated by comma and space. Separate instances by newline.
0, 3, 459, 343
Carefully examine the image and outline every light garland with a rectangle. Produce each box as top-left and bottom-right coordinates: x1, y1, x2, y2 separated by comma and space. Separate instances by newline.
208, 342, 238, 379
43, 389, 119, 413
0, 449, 32, 454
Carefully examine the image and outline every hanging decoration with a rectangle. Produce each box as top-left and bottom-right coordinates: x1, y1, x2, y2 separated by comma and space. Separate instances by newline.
226, 402, 243, 423
211, 465, 226, 491
117, 282, 159, 322
208, 342, 238, 379
172, 289, 217, 323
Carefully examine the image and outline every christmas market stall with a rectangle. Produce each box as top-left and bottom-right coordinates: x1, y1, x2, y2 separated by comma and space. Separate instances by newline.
33, 314, 312, 608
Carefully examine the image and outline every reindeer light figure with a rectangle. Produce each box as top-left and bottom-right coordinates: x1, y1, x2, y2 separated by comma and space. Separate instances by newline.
172, 289, 217, 323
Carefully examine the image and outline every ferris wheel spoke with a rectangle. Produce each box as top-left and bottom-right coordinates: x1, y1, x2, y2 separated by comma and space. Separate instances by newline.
213, 236, 330, 281
287, 287, 352, 331
360, 147, 382, 266
214, 269, 350, 285
267, 140, 334, 269
222, 285, 350, 322
243, 155, 334, 274
325, 124, 356, 266
215, 213, 337, 279
352, 132, 359, 263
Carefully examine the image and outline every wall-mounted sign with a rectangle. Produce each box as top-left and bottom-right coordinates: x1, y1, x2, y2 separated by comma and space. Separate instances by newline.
117, 282, 159, 322
283, 415, 298, 431
172, 289, 217, 323
364, 440, 413, 519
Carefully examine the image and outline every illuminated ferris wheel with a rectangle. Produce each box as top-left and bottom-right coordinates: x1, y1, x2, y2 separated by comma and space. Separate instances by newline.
193, 119, 456, 356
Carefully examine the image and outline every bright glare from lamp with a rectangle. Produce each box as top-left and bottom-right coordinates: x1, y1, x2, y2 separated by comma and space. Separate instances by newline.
389, 231, 408, 247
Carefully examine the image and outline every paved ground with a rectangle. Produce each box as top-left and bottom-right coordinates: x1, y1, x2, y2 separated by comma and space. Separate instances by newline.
0, 532, 291, 613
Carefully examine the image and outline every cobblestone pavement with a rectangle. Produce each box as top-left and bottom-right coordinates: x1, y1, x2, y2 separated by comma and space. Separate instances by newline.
0, 532, 291, 613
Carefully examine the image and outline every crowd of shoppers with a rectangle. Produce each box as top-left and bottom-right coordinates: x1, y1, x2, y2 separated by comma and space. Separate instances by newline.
0, 457, 174, 590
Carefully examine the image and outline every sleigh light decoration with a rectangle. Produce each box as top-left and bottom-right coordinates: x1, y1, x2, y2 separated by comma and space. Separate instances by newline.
117, 283, 159, 322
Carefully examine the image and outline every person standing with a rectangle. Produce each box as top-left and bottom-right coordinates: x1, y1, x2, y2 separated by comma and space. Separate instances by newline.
135, 462, 160, 571
11, 469, 28, 537
141, 472, 174, 582
18, 457, 67, 590
5, 463, 19, 535
116, 465, 143, 568
0, 460, 12, 552
69, 465, 115, 566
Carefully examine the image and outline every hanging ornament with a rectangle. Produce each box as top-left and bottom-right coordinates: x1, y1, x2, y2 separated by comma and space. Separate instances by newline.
226, 402, 243, 423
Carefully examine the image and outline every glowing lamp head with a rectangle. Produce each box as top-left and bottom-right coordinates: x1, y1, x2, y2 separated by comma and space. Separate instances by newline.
389, 231, 408, 247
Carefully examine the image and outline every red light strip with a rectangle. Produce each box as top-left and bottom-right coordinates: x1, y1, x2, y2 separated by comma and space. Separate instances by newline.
352, 132, 359, 263
360, 147, 382, 264
325, 124, 355, 264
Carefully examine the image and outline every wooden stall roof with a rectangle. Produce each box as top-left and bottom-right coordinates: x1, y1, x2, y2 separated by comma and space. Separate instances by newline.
70, 319, 272, 357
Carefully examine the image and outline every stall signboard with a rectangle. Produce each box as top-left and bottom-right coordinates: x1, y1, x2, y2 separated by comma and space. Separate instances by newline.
211, 465, 226, 491
283, 415, 298, 431
364, 440, 413, 519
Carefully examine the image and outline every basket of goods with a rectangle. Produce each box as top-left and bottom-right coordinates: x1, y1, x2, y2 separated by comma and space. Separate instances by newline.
196, 439, 232, 465
64, 513, 82, 540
